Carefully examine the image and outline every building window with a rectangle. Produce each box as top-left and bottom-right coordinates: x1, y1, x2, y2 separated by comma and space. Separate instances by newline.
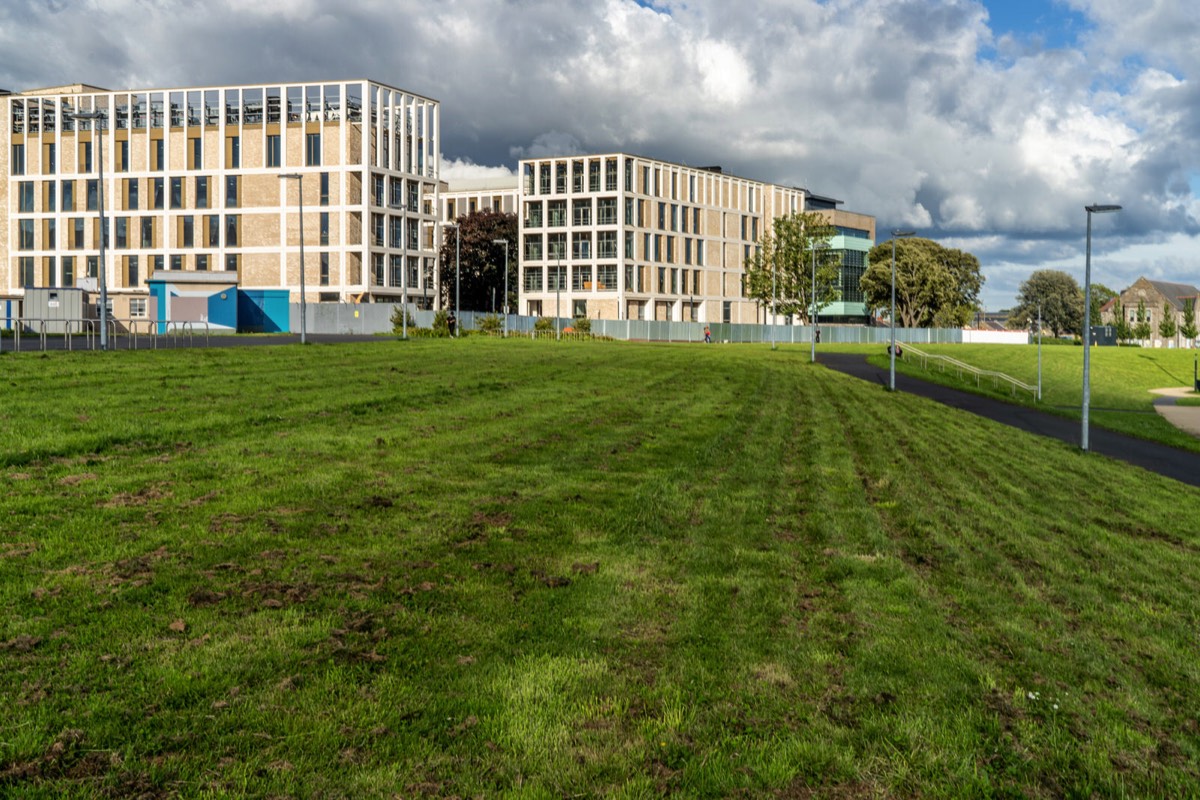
153, 255, 163, 273
114, 140, 127, 172
571, 232, 591, 260
226, 254, 239, 272
152, 138, 164, 171
127, 255, 139, 287
18, 182, 34, 213
44, 182, 56, 212
81, 141, 92, 174
189, 137, 201, 169
62, 180, 74, 211
371, 174, 384, 207
196, 254, 209, 271
130, 297, 147, 317
19, 257, 35, 287
115, 217, 128, 249
524, 234, 543, 261
73, 218, 84, 249
227, 135, 240, 168
226, 214, 240, 247
525, 202, 543, 228
152, 177, 164, 210
141, 217, 154, 248
195, 176, 208, 209
572, 265, 592, 291
590, 161, 601, 192
598, 198, 617, 225
18, 219, 34, 250
305, 133, 321, 166
182, 215, 194, 247
658, 266, 667, 293
45, 142, 57, 174
598, 231, 618, 259
372, 214, 384, 246
573, 160, 585, 193
226, 175, 239, 208
573, 200, 591, 226
320, 212, 329, 246
548, 200, 567, 227
598, 264, 617, 291
548, 233, 566, 260
62, 256, 75, 287
539, 164, 551, 194
207, 215, 220, 247
11, 144, 25, 175
320, 252, 330, 286
171, 254, 183, 271
320, 172, 329, 206
170, 177, 182, 209
573, 299, 587, 318
389, 255, 402, 287
548, 265, 566, 291
266, 134, 281, 168
389, 178, 402, 208
556, 162, 567, 194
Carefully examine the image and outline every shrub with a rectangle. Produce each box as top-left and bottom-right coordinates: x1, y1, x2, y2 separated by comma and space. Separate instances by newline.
534, 317, 555, 332
389, 305, 416, 334
572, 317, 592, 333
477, 314, 503, 334
432, 309, 451, 338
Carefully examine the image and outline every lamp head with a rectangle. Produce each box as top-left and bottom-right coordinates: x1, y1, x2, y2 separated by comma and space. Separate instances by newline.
891, 229, 916, 238
491, 238, 507, 245
1085, 204, 1122, 214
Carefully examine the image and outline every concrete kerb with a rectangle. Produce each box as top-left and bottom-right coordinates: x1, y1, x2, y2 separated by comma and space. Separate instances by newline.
1150, 387, 1200, 438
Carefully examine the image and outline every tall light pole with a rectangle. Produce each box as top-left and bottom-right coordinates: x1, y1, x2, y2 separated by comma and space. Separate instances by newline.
810, 242, 818, 363
556, 257, 562, 341
771, 254, 777, 350
441, 222, 461, 337
1037, 301, 1043, 402
889, 230, 916, 391
70, 109, 109, 351
1082, 203, 1122, 451
279, 174, 307, 344
492, 238, 509, 338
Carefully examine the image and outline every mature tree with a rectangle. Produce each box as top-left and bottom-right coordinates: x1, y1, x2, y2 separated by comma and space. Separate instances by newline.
437, 210, 519, 313
1133, 298, 1152, 341
1159, 302, 1178, 341
1007, 270, 1083, 337
1181, 299, 1198, 343
744, 212, 840, 324
860, 238, 983, 328
1115, 303, 1133, 344
1090, 283, 1119, 325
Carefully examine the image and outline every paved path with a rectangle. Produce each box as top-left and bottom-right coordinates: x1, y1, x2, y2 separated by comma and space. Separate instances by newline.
1150, 387, 1200, 437
819, 352, 1200, 488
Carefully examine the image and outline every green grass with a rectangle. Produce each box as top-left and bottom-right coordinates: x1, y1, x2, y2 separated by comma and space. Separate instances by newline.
3, 339, 1200, 797
885, 343, 1200, 451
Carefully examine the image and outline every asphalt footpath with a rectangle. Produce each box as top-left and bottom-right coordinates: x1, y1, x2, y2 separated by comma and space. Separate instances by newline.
819, 351, 1200, 489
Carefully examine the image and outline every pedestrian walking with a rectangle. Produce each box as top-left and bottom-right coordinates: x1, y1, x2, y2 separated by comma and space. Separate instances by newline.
447, 311, 457, 337
704, 325, 712, 344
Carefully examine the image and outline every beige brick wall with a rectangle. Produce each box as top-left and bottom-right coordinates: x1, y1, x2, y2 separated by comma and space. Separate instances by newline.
241, 211, 280, 247
241, 252, 279, 289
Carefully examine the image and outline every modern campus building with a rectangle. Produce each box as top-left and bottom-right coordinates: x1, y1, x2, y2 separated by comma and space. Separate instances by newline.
1, 79, 442, 326
514, 153, 875, 323
438, 176, 518, 221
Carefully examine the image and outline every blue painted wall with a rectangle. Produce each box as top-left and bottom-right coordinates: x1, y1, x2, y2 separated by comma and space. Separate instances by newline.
238, 290, 291, 333
207, 289, 238, 330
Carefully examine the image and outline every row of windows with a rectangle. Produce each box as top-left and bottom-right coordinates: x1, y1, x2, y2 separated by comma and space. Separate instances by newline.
523, 158, 621, 195
16, 213, 246, 251
369, 213, 422, 250
370, 174, 422, 212
370, 254, 434, 290
14, 252, 244, 289
520, 231, 707, 267
10, 133, 321, 177
522, 265, 702, 296
10, 85, 369, 135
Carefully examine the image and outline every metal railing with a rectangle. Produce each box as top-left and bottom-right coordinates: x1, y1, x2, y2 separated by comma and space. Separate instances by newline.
4, 318, 212, 352
905, 345, 1038, 400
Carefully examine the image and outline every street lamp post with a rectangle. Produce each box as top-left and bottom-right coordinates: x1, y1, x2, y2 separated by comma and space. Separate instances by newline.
492, 238, 509, 337
889, 230, 916, 391
279, 174, 307, 344
810, 242, 818, 363
556, 258, 562, 341
70, 109, 109, 351
1082, 203, 1122, 451
1037, 302, 1043, 402
771, 255, 777, 350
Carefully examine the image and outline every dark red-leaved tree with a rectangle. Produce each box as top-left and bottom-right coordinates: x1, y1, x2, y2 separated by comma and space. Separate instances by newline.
438, 210, 519, 313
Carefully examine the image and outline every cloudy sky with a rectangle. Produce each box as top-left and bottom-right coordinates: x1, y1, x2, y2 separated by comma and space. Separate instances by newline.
3, 0, 1196, 310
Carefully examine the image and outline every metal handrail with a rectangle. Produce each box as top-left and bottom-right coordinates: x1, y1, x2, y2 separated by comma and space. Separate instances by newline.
905, 345, 1038, 399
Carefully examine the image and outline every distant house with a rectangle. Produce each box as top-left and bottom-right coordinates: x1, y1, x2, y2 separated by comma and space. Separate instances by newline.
1102, 277, 1200, 348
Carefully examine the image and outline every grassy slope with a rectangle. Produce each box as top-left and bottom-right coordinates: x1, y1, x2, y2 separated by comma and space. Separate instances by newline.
881, 343, 1200, 451
2, 340, 1199, 797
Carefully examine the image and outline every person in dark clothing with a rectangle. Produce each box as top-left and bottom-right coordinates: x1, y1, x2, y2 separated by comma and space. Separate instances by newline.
447, 311, 457, 337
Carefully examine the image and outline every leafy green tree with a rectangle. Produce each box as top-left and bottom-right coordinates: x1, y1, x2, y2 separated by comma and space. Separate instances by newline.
438, 210, 519, 312
744, 212, 840, 324
1182, 299, 1198, 343
861, 238, 983, 328
1090, 283, 1118, 325
1007, 270, 1082, 337
1133, 299, 1152, 341
1114, 303, 1133, 344
1159, 302, 1178, 341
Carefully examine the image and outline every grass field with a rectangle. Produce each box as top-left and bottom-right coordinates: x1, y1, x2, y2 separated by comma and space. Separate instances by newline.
888, 343, 1200, 451
3, 339, 1200, 797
